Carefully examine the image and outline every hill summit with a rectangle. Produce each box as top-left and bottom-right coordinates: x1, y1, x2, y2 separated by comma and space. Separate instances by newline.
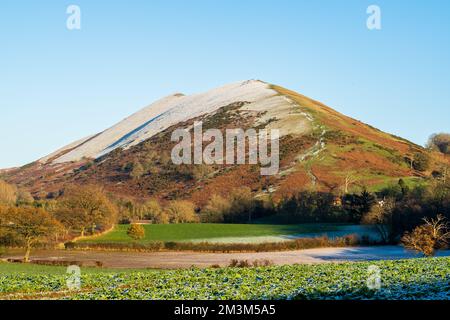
3, 80, 448, 204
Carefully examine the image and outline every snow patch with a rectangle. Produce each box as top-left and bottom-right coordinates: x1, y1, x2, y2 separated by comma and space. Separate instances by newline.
51, 80, 278, 163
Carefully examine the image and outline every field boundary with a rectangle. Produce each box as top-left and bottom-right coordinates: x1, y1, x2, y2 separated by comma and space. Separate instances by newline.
70, 225, 116, 243
68, 234, 373, 253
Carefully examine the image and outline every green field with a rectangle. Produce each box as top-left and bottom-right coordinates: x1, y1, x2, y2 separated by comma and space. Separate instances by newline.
369, 176, 429, 192
79, 223, 342, 244
0, 262, 122, 275
1, 258, 449, 300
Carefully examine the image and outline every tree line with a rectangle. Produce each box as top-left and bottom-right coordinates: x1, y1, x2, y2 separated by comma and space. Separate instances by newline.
0, 183, 117, 261
1, 168, 450, 260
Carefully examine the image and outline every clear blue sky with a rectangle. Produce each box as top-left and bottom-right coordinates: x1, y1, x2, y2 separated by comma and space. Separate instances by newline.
1, 0, 449, 168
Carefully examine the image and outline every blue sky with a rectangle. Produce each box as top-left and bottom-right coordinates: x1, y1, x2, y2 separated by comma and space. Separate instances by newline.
1, 0, 449, 168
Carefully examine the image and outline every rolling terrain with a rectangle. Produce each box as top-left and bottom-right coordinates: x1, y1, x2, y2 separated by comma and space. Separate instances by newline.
2, 80, 448, 205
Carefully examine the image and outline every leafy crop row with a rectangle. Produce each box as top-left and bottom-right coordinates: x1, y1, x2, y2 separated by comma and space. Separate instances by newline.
0, 258, 449, 300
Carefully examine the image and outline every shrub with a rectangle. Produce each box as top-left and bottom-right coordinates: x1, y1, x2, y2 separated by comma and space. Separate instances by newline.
412, 152, 430, 172
127, 224, 146, 240
229, 259, 274, 268
122, 162, 134, 173
95, 261, 104, 268
229, 259, 251, 268
130, 162, 145, 180
16, 189, 34, 205
192, 164, 214, 180
252, 259, 274, 267
64, 241, 76, 250
401, 215, 450, 256
401, 225, 436, 256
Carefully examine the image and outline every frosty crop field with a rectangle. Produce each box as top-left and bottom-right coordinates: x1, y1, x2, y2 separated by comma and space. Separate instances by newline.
1, 257, 449, 300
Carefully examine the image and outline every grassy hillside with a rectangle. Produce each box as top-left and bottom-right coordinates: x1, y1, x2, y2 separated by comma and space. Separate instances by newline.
270, 85, 426, 195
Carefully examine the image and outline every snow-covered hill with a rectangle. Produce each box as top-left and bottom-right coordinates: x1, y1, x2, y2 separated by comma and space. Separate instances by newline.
41, 80, 279, 164
6, 80, 435, 202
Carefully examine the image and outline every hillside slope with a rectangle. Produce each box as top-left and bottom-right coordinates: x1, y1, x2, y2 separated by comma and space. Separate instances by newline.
40, 81, 277, 164
2, 80, 448, 204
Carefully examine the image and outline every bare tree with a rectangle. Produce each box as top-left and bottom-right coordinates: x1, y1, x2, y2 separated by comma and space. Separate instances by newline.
423, 215, 450, 247
362, 198, 395, 243
402, 215, 450, 257
342, 173, 357, 194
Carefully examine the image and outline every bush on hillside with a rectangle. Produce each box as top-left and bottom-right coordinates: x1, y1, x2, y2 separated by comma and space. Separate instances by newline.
130, 162, 145, 180
412, 152, 430, 172
16, 189, 34, 206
